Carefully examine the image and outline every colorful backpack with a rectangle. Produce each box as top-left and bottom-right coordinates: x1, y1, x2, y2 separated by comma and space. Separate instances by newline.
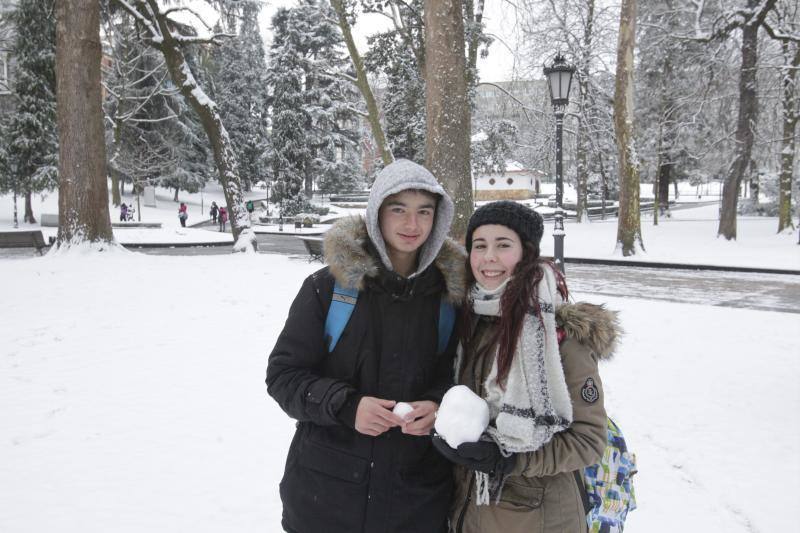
580, 417, 638, 533
324, 281, 455, 354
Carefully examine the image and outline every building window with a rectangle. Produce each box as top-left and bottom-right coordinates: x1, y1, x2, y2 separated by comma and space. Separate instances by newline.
506, 177, 514, 185
0, 51, 9, 94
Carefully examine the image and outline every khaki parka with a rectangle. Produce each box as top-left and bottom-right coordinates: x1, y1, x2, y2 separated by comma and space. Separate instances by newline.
450, 302, 621, 533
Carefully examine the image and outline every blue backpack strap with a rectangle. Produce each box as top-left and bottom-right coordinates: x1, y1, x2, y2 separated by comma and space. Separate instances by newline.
437, 298, 456, 355
324, 282, 359, 353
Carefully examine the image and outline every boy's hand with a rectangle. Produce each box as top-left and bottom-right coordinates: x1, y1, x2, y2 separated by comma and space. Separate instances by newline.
400, 401, 438, 436
355, 397, 404, 436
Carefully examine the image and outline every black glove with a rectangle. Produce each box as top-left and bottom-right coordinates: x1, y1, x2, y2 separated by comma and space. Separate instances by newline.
432, 432, 517, 475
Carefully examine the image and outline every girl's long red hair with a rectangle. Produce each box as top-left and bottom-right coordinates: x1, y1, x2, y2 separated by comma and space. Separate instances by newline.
461, 241, 568, 387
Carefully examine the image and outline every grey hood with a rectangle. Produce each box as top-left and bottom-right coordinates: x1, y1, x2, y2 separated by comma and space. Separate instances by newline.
324, 216, 467, 303
365, 159, 455, 277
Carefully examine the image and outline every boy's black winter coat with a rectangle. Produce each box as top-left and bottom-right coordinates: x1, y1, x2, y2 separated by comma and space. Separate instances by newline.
266, 217, 466, 533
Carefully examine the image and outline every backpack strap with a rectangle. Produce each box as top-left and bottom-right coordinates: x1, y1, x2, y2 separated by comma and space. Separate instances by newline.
324, 282, 359, 353
325, 282, 455, 356
437, 298, 455, 355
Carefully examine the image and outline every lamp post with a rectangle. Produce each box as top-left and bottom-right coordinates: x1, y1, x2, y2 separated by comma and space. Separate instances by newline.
543, 53, 575, 274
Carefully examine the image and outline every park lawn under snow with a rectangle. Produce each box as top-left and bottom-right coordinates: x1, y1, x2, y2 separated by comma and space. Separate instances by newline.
2, 186, 798, 270
1, 251, 797, 532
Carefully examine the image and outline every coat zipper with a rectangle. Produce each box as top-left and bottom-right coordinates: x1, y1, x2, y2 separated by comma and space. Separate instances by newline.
455, 474, 474, 533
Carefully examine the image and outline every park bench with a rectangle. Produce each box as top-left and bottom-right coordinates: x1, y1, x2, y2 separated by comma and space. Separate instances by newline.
297, 236, 324, 262
0, 230, 49, 255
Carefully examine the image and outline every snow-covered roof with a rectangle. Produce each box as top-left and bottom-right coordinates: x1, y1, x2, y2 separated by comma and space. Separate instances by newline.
471, 130, 488, 143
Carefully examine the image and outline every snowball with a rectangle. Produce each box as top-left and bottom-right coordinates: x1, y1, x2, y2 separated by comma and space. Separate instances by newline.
393, 401, 414, 420
434, 385, 490, 448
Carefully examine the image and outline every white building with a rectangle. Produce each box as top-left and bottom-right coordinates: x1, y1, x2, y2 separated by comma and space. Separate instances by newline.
473, 160, 545, 201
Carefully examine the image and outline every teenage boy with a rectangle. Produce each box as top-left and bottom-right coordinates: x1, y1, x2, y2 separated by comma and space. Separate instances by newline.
266, 159, 465, 533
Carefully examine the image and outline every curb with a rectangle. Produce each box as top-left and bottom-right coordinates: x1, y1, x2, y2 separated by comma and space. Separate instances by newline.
122, 240, 232, 249
560, 256, 800, 276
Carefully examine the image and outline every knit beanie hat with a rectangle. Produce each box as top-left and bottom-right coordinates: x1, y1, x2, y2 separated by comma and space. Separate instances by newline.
465, 201, 544, 252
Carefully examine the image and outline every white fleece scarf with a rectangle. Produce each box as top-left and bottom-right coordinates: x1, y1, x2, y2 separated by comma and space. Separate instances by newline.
457, 266, 573, 504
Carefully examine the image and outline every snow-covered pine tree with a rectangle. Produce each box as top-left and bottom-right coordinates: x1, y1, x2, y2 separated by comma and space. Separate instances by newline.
159, 87, 213, 201
160, 43, 213, 201
0, 0, 57, 224
267, 6, 312, 216
103, 17, 212, 206
267, 0, 361, 215
364, 0, 427, 163
208, 2, 269, 192
302, 2, 361, 196
471, 120, 518, 177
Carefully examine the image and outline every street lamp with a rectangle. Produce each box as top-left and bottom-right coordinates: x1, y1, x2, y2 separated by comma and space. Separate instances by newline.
543, 53, 575, 274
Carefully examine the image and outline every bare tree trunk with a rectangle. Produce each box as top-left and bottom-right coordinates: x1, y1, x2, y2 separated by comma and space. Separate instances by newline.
653, 127, 661, 226
778, 41, 798, 233
613, 0, 643, 255
110, 118, 122, 206
24, 191, 36, 223
55, 0, 114, 246
719, 0, 760, 240
575, 0, 595, 224
424, 0, 473, 240
576, 91, 589, 223
658, 162, 671, 213
330, 0, 393, 166
599, 153, 608, 220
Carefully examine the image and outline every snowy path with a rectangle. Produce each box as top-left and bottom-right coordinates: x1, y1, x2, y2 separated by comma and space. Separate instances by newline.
566, 264, 800, 313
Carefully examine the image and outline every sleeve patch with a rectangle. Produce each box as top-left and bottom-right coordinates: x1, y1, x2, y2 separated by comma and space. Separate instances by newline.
581, 378, 599, 403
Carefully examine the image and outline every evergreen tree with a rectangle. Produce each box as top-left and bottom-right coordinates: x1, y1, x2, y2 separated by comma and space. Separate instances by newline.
471, 120, 518, 176
364, 3, 427, 163
159, 44, 213, 200
0, 0, 57, 223
267, 0, 361, 215
267, 6, 311, 215
209, 3, 269, 192
104, 15, 212, 204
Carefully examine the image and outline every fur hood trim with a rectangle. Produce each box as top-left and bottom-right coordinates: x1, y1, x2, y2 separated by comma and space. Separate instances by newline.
324, 216, 466, 303
556, 302, 622, 359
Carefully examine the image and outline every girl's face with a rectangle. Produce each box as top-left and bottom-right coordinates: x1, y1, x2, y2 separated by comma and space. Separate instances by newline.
469, 224, 523, 290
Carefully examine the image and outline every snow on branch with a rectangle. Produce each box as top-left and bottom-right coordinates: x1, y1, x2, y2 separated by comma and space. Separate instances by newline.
684, 0, 778, 42
173, 32, 235, 46
162, 6, 214, 31
475, 82, 546, 122
112, 0, 162, 44
762, 19, 800, 43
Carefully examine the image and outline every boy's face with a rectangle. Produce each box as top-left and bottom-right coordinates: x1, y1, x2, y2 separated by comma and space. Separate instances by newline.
378, 189, 437, 260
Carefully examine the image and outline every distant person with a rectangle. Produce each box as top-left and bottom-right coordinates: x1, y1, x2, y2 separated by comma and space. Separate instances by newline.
246, 200, 254, 214
120, 203, 128, 222
219, 207, 228, 232
178, 202, 188, 227
210, 201, 219, 224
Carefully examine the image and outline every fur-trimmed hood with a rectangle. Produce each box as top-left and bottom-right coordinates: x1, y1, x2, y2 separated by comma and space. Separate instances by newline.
324, 215, 467, 304
556, 302, 622, 360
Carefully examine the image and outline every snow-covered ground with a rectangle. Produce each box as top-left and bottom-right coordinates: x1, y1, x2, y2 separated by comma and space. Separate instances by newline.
1, 251, 797, 532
